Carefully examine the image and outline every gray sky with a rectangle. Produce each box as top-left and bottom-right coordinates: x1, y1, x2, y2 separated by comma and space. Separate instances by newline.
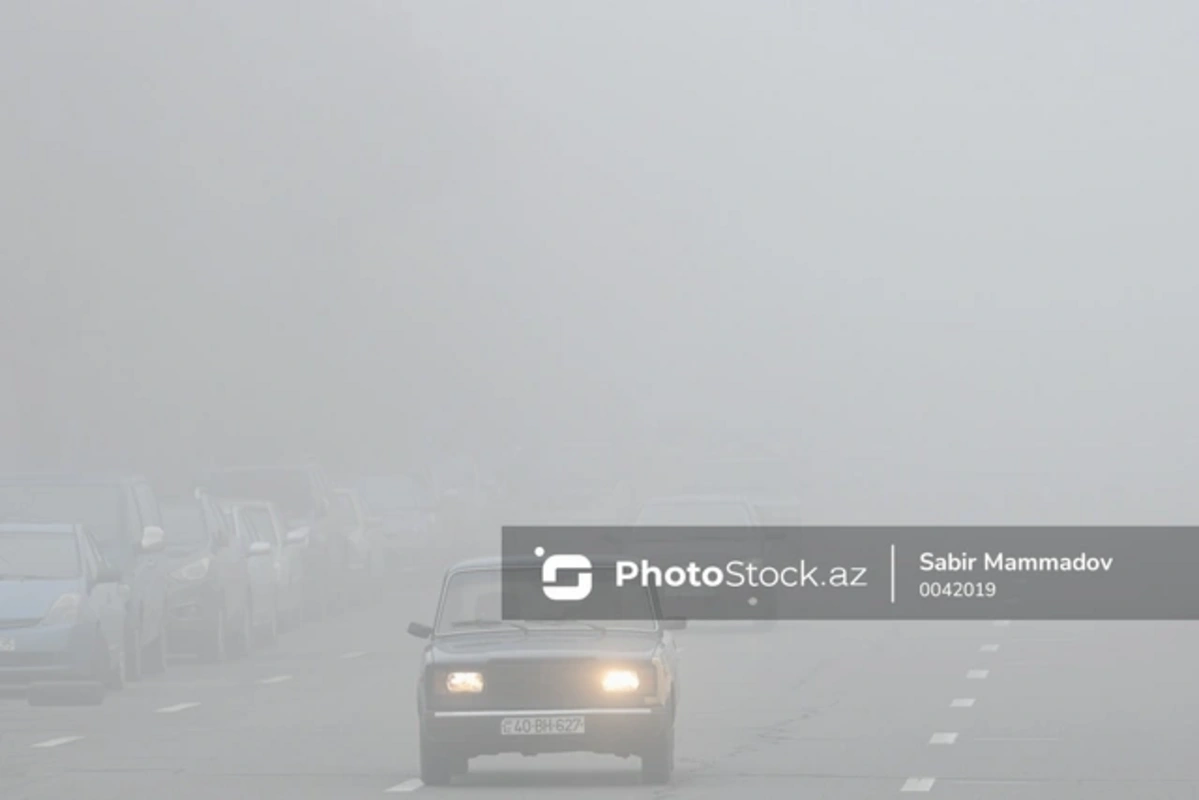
4, 1, 1199, 521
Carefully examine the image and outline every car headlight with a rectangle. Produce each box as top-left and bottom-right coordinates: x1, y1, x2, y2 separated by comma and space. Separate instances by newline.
601, 668, 641, 692
446, 671, 484, 693
171, 557, 211, 582
41, 593, 83, 626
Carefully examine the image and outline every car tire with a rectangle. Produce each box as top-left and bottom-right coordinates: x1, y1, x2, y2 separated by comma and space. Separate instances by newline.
124, 625, 143, 682
640, 723, 676, 785
419, 731, 455, 786
142, 622, 168, 675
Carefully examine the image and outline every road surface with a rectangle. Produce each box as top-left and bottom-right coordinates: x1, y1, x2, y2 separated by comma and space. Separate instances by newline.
2, 519, 1196, 797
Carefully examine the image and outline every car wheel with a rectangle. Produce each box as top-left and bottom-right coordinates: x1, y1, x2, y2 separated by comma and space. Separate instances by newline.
124, 626, 143, 682
419, 730, 455, 786
142, 622, 168, 675
640, 723, 675, 785
201, 609, 227, 663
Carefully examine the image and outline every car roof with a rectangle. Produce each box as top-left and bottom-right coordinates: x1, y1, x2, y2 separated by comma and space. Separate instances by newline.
0, 522, 82, 535
0, 473, 144, 486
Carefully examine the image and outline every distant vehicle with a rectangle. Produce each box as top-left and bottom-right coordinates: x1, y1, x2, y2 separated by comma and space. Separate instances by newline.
684, 457, 803, 525
221, 498, 302, 633
160, 494, 254, 661
432, 457, 487, 511
505, 442, 637, 524
354, 473, 439, 571
407, 556, 684, 786
0, 474, 170, 682
200, 464, 350, 617
0, 523, 126, 705
332, 488, 382, 584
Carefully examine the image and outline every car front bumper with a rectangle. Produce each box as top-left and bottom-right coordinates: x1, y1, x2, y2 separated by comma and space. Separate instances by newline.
0, 624, 100, 686
421, 706, 672, 758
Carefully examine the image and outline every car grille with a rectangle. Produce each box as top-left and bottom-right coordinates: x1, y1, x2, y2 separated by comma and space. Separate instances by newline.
434, 658, 655, 711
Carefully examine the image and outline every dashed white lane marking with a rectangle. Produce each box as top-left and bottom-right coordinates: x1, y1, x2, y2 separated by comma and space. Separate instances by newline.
32, 736, 83, 749
929, 732, 959, 745
979, 644, 1000, 652
257, 674, 294, 685
951, 698, 976, 708
340, 651, 367, 660
993, 620, 1011, 627
974, 737, 1061, 742
901, 777, 936, 792
384, 778, 424, 792
966, 669, 990, 679
156, 702, 201, 714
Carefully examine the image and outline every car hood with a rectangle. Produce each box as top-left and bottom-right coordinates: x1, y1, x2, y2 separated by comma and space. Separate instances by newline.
429, 629, 661, 666
0, 578, 81, 623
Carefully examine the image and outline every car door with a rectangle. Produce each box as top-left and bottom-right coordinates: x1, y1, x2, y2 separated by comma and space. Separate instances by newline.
266, 503, 302, 613
204, 499, 245, 623
236, 506, 277, 625
82, 531, 125, 661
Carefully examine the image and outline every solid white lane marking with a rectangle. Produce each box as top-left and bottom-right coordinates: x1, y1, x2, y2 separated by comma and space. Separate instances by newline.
156, 702, 201, 714
384, 778, 424, 792
32, 736, 83, 749
951, 698, 976, 708
901, 777, 936, 792
967, 669, 990, 679
258, 674, 293, 685
980, 644, 1000, 652
340, 651, 367, 660
929, 732, 958, 745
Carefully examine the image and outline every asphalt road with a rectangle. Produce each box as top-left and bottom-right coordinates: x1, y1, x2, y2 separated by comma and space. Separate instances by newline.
2, 519, 1198, 797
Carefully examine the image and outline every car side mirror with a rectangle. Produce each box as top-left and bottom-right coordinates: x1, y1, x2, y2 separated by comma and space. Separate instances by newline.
660, 618, 687, 631
94, 566, 123, 584
285, 528, 309, 546
140, 525, 166, 554
407, 622, 433, 639
248, 541, 273, 557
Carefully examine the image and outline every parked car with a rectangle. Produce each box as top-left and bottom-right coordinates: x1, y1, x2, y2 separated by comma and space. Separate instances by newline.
407, 555, 684, 786
332, 487, 383, 588
354, 473, 439, 572
221, 498, 303, 633
160, 493, 254, 661
0, 474, 170, 682
682, 456, 803, 525
0, 523, 126, 705
200, 463, 351, 618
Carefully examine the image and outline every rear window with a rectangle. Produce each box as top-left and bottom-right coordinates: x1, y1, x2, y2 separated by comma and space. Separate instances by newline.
205, 469, 316, 517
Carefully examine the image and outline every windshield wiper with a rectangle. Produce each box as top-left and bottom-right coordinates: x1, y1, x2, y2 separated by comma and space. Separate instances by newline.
450, 619, 529, 634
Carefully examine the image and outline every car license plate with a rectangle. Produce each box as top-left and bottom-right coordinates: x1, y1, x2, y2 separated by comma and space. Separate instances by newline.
0, 638, 15, 652
500, 716, 585, 736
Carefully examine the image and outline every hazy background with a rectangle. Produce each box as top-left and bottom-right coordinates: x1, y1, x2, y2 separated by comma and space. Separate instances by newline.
4, 1, 1199, 523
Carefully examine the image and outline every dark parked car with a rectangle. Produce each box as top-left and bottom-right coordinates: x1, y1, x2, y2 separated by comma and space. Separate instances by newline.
0, 523, 127, 705
199, 463, 351, 617
160, 493, 254, 661
0, 474, 170, 682
407, 556, 684, 786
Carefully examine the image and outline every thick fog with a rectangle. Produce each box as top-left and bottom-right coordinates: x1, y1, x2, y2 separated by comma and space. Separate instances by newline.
5, 1, 1199, 521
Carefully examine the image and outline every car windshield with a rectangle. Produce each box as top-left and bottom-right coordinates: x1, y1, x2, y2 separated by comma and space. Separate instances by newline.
357, 475, 430, 512
0, 484, 128, 545
161, 503, 211, 550
0, 530, 81, 580
205, 469, 315, 517
636, 502, 754, 525
685, 459, 797, 495
436, 567, 657, 633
